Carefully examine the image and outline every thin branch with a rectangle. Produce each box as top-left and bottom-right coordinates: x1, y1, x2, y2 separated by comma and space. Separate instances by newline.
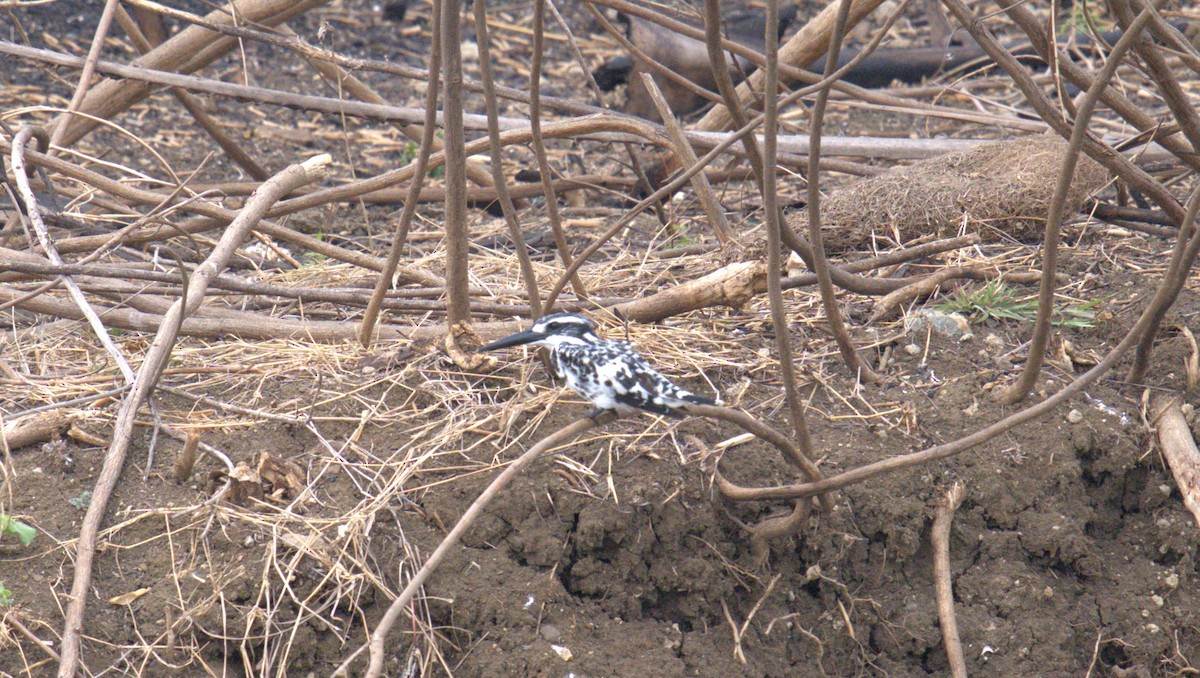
995, 0, 1200, 172
113, 4, 270, 180
360, 0, 443, 345
47, 0, 120, 151
1128, 185, 1200, 382
639, 73, 733, 246
474, 0, 543, 319
803, 0, 882, 384
440, 0, 470, 328
932, 482, 967, 678
531, 0, 588, 301
50, 0, 328, 148
1000, 0, 1161, 404
684, 403, 831, 512
9, 125, 136, 384
700, 217, 1200, 500
282, 22, 498, 191
1113, 0, 1200, 155
706, 0, 819, 465
941, 0, 1186, 224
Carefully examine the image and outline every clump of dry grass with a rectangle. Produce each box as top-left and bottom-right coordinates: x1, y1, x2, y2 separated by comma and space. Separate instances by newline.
815, 134, 1110, 250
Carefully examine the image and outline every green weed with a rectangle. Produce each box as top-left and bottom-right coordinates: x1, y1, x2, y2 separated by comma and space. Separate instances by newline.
938, 281, 1100, 328
0, 514, 36, 546
399, 141, 444, 178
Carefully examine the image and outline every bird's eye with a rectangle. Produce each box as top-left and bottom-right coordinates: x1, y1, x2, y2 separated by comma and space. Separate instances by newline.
546, 322, 560, 331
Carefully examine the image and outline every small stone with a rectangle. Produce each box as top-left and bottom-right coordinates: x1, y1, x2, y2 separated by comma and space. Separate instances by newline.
1152, 595, 1164, 607
244, 535, 255, 547
460, 41, 479, 62
1067, 409, 1084, 424
904, 343, 921, 356
1160, 485, 1173, 495
1041, 586, 1054, 600
539, 624, 561, 643
1147, 623, 1161, 634
905, 309, 971, 340
1166, 573, 1180, 589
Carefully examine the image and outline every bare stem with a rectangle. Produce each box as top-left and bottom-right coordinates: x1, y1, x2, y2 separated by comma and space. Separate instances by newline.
473, 0, 542, 319
1000, 0, 1162, 404
441, 0, 471, 327
359, 0, 444, 345
802, 0, 882, 384
932, 482, 967, 678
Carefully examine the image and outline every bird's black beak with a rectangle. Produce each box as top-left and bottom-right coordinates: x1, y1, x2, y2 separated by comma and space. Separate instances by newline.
478, 329, 544, 352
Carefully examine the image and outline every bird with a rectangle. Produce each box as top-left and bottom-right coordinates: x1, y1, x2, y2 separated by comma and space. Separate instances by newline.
478, 312, 718, 418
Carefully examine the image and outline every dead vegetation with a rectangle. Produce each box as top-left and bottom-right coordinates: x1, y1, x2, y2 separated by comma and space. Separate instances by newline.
817, 133, 1112, 250
0, 0, 1198, 675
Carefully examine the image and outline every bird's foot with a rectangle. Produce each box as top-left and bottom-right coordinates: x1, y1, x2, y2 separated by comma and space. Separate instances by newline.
586, 408, 620, 426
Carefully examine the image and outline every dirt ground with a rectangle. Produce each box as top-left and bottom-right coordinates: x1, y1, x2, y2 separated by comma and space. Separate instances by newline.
3, 1, 1200, 676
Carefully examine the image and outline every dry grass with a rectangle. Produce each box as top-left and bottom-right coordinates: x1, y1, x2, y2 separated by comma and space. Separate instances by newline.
2, 195, 1147, 672
816, 134, 1111, 251
0, 0, 1194, 674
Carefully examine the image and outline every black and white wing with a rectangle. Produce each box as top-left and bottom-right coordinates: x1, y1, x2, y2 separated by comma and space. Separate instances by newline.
596, 341, 715, 416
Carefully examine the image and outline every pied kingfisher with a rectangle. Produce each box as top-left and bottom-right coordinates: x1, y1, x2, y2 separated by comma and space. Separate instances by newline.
479, 312, 718, 417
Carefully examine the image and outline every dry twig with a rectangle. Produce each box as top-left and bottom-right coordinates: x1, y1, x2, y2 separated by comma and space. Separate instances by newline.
932, 482, 968, 678
1150, 394, 1200, 530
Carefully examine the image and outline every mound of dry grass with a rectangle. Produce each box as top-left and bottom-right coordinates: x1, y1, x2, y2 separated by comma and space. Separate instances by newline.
813, 134, 1110, 250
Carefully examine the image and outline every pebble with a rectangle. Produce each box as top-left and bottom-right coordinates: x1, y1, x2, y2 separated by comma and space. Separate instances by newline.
540, 624, 561, 643
905, 309, 971, 340
460, 41, 479, 62
1067, 409, 1084, 424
